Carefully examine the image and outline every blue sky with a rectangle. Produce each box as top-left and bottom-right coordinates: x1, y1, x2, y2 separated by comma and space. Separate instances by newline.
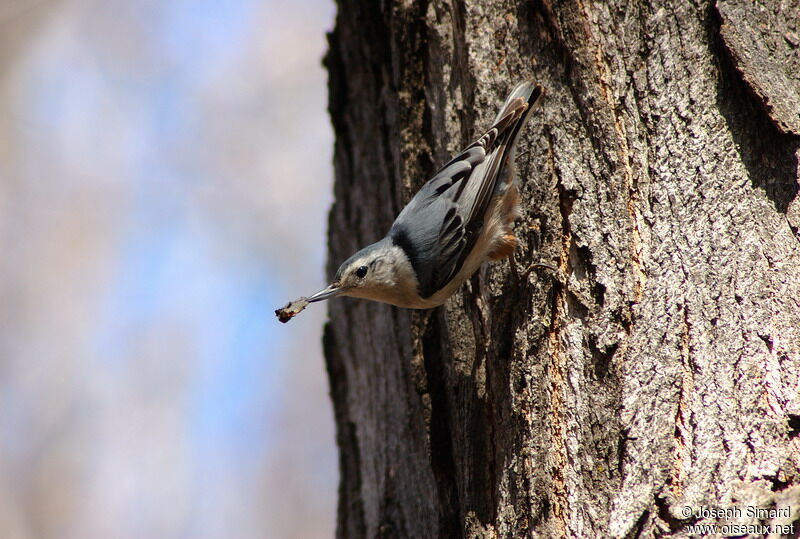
1, 0, 337, 536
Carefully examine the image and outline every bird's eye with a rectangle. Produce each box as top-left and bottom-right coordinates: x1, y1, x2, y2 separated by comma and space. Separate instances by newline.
355, 265, 368, 278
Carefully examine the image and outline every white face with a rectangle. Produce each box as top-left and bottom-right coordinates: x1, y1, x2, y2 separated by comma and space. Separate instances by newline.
336, 253, 396, 300
308, 241, 421, 308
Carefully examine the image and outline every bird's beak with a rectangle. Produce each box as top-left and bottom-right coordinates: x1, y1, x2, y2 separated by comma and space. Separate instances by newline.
308, 283, 345, 303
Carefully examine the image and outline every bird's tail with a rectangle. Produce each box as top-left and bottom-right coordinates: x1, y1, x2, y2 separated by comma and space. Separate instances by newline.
492, 81, 543, 152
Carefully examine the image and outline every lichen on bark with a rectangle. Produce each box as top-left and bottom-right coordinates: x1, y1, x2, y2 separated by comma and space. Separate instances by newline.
324, 1, 800, 537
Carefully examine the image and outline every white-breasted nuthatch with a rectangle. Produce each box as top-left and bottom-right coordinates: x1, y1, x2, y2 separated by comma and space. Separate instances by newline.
277, 81, 542, 321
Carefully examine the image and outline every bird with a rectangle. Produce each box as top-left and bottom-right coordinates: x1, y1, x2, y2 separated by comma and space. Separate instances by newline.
306, 81, 543, 311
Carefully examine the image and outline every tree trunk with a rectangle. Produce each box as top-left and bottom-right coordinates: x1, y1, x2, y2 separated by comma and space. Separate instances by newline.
322, 0, 800, 537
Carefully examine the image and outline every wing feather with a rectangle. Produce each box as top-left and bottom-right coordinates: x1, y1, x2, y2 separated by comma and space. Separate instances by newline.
389, 83, 542, 298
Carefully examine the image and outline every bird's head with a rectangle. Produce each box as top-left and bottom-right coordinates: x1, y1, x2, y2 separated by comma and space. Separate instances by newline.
308, 238, 418, 307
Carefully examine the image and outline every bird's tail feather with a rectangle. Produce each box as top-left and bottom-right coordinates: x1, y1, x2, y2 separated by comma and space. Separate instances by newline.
493, 82, 543, 159
492, 81, 543, 126
465, 82, 542, 226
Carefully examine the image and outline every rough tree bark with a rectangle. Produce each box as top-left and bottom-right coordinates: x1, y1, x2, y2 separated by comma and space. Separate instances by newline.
322, 0, 800, 537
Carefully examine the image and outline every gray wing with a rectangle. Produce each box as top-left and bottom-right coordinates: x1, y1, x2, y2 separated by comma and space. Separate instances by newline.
389, 82, 542, 298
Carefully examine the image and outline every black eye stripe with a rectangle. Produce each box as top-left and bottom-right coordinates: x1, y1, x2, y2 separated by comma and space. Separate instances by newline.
356, 265, 368, 278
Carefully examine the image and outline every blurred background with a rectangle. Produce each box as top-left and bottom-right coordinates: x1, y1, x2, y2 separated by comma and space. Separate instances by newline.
0, 0, 337, 537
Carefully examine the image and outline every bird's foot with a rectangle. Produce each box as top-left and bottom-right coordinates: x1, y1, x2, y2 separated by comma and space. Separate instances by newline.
521, 261, 558, 281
